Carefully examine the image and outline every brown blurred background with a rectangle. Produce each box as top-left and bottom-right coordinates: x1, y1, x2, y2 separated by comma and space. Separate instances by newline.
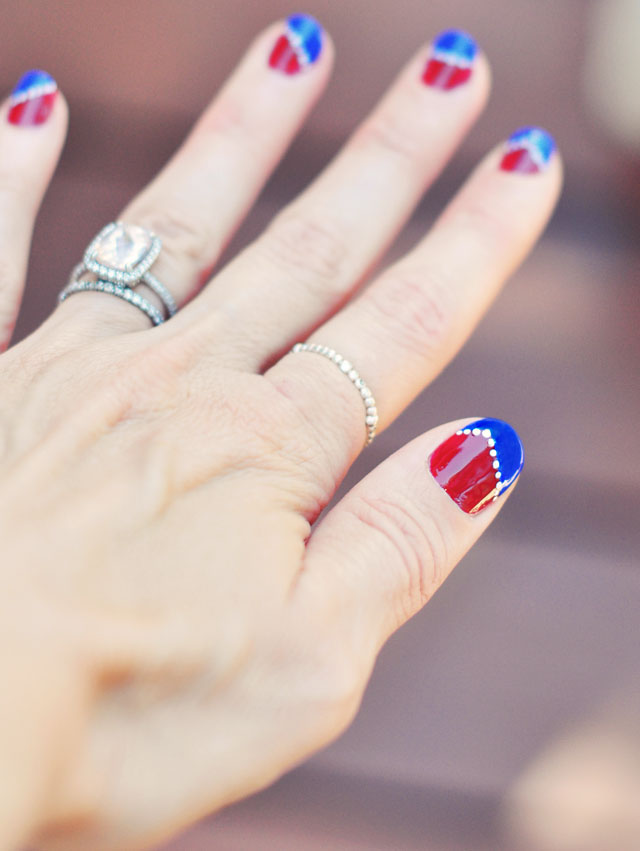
5, 1, 640, 849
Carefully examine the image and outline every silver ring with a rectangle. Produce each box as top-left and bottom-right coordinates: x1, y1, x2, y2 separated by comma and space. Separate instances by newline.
58, 221, 177, 324
291, 342, 379, 445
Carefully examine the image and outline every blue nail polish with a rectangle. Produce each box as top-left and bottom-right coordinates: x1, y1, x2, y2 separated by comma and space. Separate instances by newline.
8, 69, 58, 126
268, 14, 324, 74
429, 418, 524, 514
423, 30, 478, 90
287, 14, 323, 64
501, 126, 556, 174
434, 30, 478, 64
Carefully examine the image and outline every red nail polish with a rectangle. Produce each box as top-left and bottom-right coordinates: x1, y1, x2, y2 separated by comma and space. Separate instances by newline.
269, 34, 303, 74
429, 419, 524, 515
7, 70, 58, 127
422, 59, 472, 90
500, 127, 556, 174
422, 30, 477, 91
268, 15, 323, 76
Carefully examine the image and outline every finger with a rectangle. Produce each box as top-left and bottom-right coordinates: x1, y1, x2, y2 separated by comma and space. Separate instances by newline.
55, 15, 333, 335
175, 30, 490, 357
0, 71, 67, 351
295, 417, 524, 658
268, 128, 562, 471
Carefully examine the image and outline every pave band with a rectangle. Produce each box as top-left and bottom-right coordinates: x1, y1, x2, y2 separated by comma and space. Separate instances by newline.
58, 222, 176, 325
291, 342, 379, 446
59, 278, 164, 326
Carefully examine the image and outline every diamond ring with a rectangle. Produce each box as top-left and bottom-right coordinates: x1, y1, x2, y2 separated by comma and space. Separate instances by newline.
58, 221, 177, 325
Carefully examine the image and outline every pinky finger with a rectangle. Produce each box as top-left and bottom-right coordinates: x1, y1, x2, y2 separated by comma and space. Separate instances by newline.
296, 417, 524, 658
0, 70, 67, 350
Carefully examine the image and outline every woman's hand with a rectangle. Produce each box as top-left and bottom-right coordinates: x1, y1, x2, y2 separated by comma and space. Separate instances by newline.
0, 19, 561, 850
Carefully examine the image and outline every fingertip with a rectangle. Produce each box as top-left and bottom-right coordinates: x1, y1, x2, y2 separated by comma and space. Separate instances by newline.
419, 27, 491, 104
496, 126, 563, 187
1, 72, 68, 167
262, 13, 334, 80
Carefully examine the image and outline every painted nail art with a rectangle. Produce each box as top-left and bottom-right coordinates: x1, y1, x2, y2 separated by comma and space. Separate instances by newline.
429, 418, 524, 515
500, 126, 556, 174
8, 70, 58, 126
422, 30, 477, 90
268, 14, 323, 75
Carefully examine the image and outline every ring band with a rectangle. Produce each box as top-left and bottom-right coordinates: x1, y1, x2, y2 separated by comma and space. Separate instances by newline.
291, 342, 379, 445
59, 277, 165, 326
58, 221, 176, 325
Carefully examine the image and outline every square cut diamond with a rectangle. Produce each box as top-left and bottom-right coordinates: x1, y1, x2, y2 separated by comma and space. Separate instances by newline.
93, 224, 153, 271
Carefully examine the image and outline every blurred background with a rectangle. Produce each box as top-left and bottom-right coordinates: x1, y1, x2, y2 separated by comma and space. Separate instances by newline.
5, 1, 640, 849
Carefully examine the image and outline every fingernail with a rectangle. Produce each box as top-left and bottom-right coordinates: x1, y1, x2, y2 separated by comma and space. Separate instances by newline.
268, 14, 324, 75
500, 126, 556, 174
8, 69, 58, 126
429, 418, 524, 515
422, 29, 477, 90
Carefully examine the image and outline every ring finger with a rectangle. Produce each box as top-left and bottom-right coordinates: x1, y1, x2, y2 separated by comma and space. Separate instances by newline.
52, 15, 333, 336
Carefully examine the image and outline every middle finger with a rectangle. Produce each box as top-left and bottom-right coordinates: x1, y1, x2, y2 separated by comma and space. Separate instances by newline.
175, 29, 489, 361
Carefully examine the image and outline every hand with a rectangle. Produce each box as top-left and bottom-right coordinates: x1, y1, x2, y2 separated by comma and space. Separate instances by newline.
0, 20, 561, 850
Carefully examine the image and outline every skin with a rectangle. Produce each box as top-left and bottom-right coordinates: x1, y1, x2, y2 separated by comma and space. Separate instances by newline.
0, 21, 562, 851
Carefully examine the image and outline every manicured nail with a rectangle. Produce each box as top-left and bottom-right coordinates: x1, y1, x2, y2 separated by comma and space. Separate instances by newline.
500, 126, 556, 174
8, 69, 58, 126
429, 418, 524, 515
422, 29, 477, 90
268, 14, 324, 75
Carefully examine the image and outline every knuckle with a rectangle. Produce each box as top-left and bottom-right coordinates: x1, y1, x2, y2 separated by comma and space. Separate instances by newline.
345, 492, 449, 617
356, 111, 425, 164
260, 213, 349, 295
365, 265, 453, 359
455, 196, 519, 250
109, 336, 199, 417
195, 96, 255, 146
299, 637, 365, 725
268, 370, 360, 498
0, 172, 32, 202
132, 206, 209, 269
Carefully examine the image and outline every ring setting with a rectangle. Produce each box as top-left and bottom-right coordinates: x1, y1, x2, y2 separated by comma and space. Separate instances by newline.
83, 222, 161, 287
59, 221, 177, 325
